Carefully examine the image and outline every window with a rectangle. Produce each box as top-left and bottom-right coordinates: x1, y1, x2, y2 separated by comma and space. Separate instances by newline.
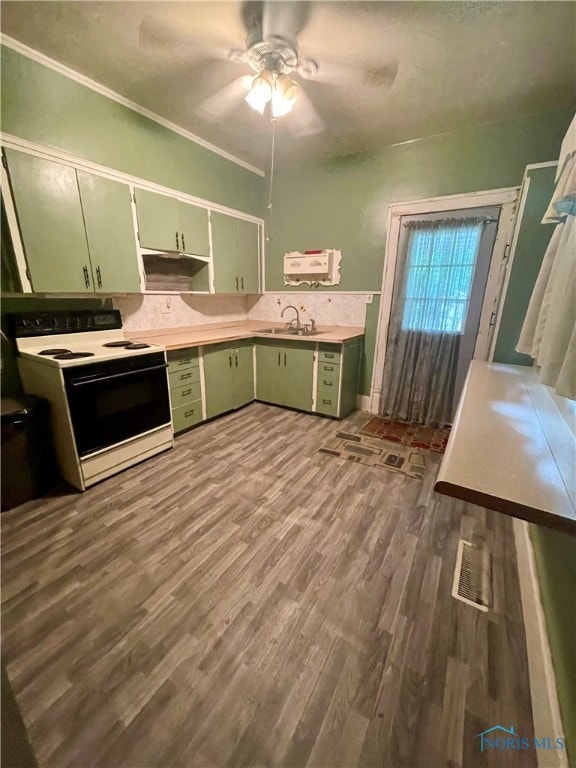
401, 221, 483, 333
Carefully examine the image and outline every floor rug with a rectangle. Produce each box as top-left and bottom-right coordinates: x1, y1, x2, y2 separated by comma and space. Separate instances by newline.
318, 431, 426, 480
360, 417, 451, 454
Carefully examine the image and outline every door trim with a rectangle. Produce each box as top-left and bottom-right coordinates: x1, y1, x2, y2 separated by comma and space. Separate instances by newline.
369, 187, 520, 413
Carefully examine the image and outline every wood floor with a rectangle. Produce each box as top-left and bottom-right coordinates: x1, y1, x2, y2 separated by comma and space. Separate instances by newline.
1, 403, 535, 768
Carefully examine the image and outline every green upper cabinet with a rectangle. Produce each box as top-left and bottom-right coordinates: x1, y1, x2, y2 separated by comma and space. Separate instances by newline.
236, 218, 260, 293
204, 341, 254, 419
4, 149, 141, 294
255, 341, 314, 411
134, 189, 210, 257
179, 200, 210, 257
77, 171, 141, 293
4, 149, 93, 293
212, 212, 260, 294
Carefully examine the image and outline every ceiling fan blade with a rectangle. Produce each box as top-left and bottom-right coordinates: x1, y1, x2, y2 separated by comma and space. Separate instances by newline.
289, 87, 324, 137
139, 14, 240, 63
195, 76, 253, 122
299, 57, 399, 92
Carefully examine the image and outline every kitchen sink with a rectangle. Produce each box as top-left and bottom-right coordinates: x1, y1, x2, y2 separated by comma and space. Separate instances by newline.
257, 327, 321, 337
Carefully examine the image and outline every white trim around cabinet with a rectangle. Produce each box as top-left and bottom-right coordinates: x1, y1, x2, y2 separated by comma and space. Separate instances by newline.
0, 34, 265, 178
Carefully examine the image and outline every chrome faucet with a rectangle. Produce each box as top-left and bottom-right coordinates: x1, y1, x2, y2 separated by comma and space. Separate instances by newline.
281, 305, 301, 329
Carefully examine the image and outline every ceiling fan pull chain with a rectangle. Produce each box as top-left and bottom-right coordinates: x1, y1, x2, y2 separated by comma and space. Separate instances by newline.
266, 117, 277, 242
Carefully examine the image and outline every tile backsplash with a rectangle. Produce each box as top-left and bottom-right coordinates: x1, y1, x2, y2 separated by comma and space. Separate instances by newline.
248, 293, 369, 327
114, 295, 249, 330
113, 293, 370, 330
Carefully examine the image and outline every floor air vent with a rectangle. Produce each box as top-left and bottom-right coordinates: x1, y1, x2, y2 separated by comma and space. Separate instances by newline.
452, 539, 492, 611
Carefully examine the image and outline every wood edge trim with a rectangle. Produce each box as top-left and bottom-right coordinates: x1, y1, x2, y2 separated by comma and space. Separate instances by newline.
434, 480, 576, 536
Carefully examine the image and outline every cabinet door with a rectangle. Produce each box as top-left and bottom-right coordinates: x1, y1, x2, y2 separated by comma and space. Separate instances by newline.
236, 219, 259, 294
135, 189, 180, 251
232, 344, 254, 408
5, 150, 92, 292
211, 212, 238, 293
255, 343, 284, 404
283, 346, 314, 411
178, 201, 210, 257
77, 171, 141, 293
203, 345, 235, 419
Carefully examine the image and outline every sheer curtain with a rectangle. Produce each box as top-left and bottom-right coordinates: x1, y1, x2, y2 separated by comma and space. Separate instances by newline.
380, 217, 484, 426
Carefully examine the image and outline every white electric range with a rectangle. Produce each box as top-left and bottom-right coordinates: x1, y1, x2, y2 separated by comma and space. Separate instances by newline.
12, 309, 174, 491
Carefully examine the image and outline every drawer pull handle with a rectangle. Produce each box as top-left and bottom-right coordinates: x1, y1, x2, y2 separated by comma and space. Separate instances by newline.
324, 366, 334, 371
324, 353, 335, 358
184, 409, 195, 417
180, 372, 193, 379
322, 399, 332, 405
181, 389, 192, 396
323, 380, 333, 386
178, 359, 193, 366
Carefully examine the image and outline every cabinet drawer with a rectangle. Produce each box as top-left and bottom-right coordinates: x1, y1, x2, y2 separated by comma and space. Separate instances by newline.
167, 348, 199, 374
172, 400, 203, 433
316, 394, 339, 417
318, 345, 342, 364
170, 380, 202, 407
169, 366, 200, 388
317, 362, 340, 387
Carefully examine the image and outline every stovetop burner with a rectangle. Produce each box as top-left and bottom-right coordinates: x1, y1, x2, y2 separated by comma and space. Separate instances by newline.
39, 348, 72, 355
53, 352, 96, 360
102, 341, 151, 350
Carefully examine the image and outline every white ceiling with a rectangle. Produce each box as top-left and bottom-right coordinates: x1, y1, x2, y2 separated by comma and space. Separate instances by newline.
1, 1, 575, 169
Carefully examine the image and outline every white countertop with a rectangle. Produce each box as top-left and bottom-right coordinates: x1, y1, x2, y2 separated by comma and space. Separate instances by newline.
435, 360, 576, 534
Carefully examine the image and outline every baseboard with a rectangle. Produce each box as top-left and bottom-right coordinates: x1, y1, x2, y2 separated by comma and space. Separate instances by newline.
357, 394, 372, 413
513, 518, 568, 768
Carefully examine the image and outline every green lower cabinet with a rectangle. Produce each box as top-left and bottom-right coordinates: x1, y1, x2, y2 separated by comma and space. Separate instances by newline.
167, 348, 204, 435
315, 338, 362, 419
204, 341, 254, 419
256, 341, 314, 411
172, 401, 203, 432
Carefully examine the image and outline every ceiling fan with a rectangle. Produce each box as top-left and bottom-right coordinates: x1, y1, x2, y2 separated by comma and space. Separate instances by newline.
139, 1, 398, 138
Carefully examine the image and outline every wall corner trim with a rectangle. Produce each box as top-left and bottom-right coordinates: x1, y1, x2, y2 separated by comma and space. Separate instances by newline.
0, 34, 265, 178
513, 518, 569, 768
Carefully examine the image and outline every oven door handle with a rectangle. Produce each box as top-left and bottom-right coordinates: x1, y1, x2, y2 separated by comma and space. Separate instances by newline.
68, 362, 168, 387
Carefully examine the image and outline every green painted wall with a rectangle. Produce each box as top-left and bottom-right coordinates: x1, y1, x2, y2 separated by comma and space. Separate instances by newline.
530, 526, 576, 767
493, 166, 558, 365
1, 45, 264, 217
265, 108, 572, 393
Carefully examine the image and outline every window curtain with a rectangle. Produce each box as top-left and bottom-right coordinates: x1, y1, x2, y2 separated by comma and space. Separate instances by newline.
380, 217, 484, 426
516, 147, 576, 401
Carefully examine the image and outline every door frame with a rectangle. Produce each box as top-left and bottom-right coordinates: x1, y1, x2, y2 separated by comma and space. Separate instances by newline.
369, 186, 520, 413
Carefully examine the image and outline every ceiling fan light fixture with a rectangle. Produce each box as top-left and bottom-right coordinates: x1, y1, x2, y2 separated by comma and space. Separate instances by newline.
245, 70, 274, 113
271, 74, 300, 117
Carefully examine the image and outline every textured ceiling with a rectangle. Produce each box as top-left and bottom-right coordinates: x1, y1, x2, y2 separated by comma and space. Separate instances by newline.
1, 1, 575, 169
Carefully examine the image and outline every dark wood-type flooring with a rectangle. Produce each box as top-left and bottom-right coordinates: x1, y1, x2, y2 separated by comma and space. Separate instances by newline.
1, 403, 535, 768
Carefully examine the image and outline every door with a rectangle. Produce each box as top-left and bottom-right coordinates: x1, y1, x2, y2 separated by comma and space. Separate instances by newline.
135, 189, 180, 251
382, 207, 500, 424
236, 219, 259, 293
203, 344, 235, 419
232, 344, 254, 408
255, 343, 283, 404
77, 171, 141, 292
178, 201, 210, 257
283, 346, 314, 411
5, 150, 92, 292
211, 212, 239, 293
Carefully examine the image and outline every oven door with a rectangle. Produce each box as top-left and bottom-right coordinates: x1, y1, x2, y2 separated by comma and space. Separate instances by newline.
64, 352, 171, 457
